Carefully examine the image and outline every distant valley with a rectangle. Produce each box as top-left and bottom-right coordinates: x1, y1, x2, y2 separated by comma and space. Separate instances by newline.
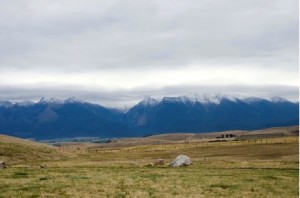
0, 96, 298, 139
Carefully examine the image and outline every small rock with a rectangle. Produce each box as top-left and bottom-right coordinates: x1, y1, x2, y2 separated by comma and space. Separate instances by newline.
40, 165, 47, 169
0, 161, 6, 169
154, 159, 165, 165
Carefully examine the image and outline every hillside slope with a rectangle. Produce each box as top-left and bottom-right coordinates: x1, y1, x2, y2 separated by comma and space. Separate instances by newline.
0, 135, 68, 164
82, 126, 299, 149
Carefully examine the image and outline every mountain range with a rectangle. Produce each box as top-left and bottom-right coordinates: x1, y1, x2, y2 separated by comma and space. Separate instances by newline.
0, 96, 298, 139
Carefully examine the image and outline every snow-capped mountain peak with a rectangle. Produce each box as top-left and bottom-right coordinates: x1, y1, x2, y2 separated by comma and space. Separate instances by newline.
65, 97, 86, 104
37, 97, 86, 104
161, 96, 197, 105
271, 97, 288, 103
242, 97, 266, 104
195, 94, 223, 104
159, 94, 239, 105
38, 97, 64, 104
16, 101, 35, 106
193, 94, 241, 104
140, 96, 159, 106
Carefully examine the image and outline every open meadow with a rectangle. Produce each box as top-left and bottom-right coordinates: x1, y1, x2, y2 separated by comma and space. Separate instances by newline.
0, 127, 299, 197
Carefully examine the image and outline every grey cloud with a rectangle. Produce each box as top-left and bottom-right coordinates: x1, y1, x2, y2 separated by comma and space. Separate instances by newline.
0, 0, 298, 106
0, 0, 298, 72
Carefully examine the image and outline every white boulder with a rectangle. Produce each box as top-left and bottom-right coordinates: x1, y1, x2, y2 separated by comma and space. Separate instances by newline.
169, 155, 191, 167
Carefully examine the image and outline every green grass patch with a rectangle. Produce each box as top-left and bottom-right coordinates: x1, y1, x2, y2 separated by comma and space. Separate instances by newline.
140, 173, 163, 182
12, 171, 28, 178
210, 183, 237, 189
264, 175, 279, 180
39, 177, 49, 181
66, 175, 90, 180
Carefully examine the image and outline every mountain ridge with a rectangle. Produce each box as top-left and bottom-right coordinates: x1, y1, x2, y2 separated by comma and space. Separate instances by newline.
0, 95, 298, 139
1, 95, 296, 108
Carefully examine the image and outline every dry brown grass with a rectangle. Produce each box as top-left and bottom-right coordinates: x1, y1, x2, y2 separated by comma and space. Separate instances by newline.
0, 135, 69, 165
0, 128, 298, 197
65, 125, 298, 150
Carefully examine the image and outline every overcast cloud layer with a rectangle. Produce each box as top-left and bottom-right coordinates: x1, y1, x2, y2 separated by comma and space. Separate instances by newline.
0, 0, 298, 106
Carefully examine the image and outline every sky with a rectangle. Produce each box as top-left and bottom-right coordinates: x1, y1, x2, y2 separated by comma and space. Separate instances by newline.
0, 0, 298, 107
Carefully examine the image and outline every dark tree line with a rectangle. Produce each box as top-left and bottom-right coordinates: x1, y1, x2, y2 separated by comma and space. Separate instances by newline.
217, 134, 236, 139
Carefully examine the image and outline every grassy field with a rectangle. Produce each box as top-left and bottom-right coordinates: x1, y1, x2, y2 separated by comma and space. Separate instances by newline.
0, 133, 298, 197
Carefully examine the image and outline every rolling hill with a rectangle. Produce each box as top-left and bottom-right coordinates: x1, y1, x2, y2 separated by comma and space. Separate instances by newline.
0, 134, 68, 164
